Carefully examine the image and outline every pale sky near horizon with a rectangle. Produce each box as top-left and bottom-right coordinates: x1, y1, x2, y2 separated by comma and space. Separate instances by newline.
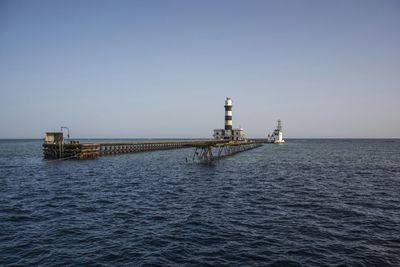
1, 0, 399, 138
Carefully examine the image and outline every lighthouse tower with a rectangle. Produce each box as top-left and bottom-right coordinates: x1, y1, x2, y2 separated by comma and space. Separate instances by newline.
224, 97, 233, 130
267, 119, 285, 143
213, 97, 245, 141
276, 119, 284, 143
224, 97, 233, 139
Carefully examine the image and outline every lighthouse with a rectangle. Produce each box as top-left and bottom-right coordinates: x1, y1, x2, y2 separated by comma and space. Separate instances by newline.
213, 97, 245, 141
224, 97, 233, 131
267, 119, 285, 143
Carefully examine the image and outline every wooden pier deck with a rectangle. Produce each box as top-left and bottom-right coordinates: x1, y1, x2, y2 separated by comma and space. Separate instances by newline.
43, 139, 265, 161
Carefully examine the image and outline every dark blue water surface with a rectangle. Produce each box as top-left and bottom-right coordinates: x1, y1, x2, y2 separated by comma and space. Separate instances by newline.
1, 139, 399, 266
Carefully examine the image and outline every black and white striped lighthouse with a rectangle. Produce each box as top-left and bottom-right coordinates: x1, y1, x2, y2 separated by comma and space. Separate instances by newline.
224, 97, 233, 131
213, 97, 245, 141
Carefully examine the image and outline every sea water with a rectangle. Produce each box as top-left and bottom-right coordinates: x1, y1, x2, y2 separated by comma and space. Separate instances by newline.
0, 139, 399, 266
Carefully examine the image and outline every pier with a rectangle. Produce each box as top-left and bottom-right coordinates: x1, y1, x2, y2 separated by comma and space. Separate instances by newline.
43, 137, 266, 163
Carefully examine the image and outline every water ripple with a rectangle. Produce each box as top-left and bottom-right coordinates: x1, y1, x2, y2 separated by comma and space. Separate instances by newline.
0, 139, 399, 266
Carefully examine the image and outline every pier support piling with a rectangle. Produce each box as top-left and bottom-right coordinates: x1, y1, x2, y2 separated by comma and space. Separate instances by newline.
192, 141, 263, 164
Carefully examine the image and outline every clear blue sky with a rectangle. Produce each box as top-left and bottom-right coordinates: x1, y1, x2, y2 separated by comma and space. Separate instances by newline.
1, 0, 399, 138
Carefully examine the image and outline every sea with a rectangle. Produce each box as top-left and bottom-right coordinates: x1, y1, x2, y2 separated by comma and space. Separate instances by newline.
0, 139, 399, 266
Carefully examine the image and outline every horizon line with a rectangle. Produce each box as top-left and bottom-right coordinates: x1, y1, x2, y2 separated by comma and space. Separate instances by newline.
0, 137, 399, 140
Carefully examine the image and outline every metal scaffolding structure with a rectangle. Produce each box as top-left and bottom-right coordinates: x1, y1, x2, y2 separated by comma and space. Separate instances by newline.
192, 141, 263, 164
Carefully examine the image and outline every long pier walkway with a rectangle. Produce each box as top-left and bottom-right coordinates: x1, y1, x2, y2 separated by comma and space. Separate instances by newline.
43, 139, 266, 162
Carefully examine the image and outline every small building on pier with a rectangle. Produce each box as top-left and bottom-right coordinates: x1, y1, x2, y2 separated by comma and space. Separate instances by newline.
44, 132, 64, 144
213, 128, 245, 141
